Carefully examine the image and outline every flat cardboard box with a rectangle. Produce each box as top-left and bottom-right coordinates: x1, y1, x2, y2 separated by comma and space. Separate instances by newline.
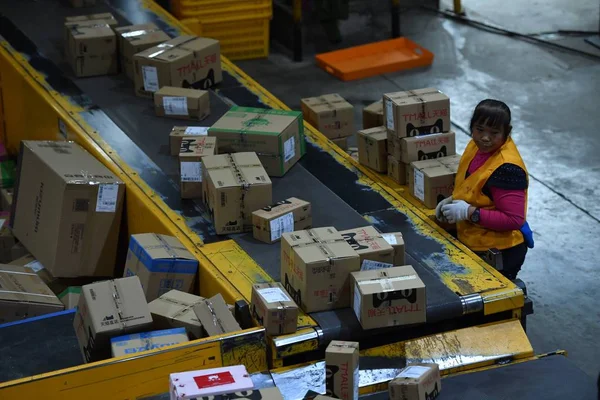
252, 197, 312, 244
387, 156, 407, 185
154, 86, 210, 121
325, 341, 359, 400
409, 159, 456, 209
400, 131, 456, 164
169, 366, 253, 399
357, 126, 388, 173
0, 264, 64, 324
73, 276, 153, 362
115, 23, 169, 80
382, 232, 406, 266
0, 188, 13, 212
65, 20, 118, 77
123, 233, 199, 302
0, 216, 16, 263
251, 282, 298, 335
363, 100, 384, 129
383, 89, 450, 138
331, 137, 349, 151
179, 136, 217, 199
301, 94, 354, 139
193, 293, 241, 336
202, 152, 272, 235
12, 141, 125, 278
280, 227, 360, 313
389, 363, 441, 400
339, 226, 394, 264
351, 265, 426, 330
148, 289, 204, 339
58, 286, 81, 309
133, 35, 222, 98
110, 327, 189, 357
208, 107, 305, 177
169, 126, 209, 156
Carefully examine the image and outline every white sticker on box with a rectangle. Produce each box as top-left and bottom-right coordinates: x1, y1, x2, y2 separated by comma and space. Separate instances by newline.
352, 283, 361, 320
142, 65, 159, 92
414, 169, 425, 201
385, 99, 394, 130
181, 162, 202, 182
397, 366, 430, 379
25, 260, 44, 273
382, 233, 397, 245
184, 126, 209, 135
96, 184, 119, 213
269, 212, 294, 241
284, 136, 295, 163
163, 96, 188, 116
259, 287, 291, 303
361, 260, 394, 271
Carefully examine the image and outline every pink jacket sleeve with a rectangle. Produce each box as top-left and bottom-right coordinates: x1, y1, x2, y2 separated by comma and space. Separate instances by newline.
479, 188, 526, 231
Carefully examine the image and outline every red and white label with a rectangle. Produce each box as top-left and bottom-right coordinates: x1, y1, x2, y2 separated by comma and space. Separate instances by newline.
194, 371, 235, 389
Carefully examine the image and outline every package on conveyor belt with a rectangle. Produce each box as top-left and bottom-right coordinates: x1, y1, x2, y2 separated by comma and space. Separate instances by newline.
202, 152, 272, 235
351, 265, 426, 330
133, 35, 222, 98
281, 227, 360, 313
331, 137, 349, 151
388, 363, 441, 400
115, 23, 170, 80
73, 276, 153, 363
362, 99, 384, 129
250, 282, 298, 336
149, 290, 205, 339
339, 226, 394, 265
169, 365, 253, 399
169, 126, 209, 156
357, 126, 388, 173
12, 141, 125, 278
0, 188, 13, 211
193, 293, 241, 336
110, 327, 189, 357
325, 340, 359, 400
64, 19, 118, 77
300, 93, 354, 139
154, 86, 210, 121
208, 107, 305, 177
400, 131, 456, 164
252, 197, 312, 244
0, 214, 16, 263
0, 264, 64, 324
382, 232, 406, 266
409, 158, 456, 209
387, 155, 407, 185
383, 88, 450, 138
57, 286, 81, 309
178, 136, 217, 200
123, 233, 198, 302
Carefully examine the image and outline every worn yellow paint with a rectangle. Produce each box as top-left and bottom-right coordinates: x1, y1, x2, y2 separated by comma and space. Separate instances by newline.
270, 328, 320, 360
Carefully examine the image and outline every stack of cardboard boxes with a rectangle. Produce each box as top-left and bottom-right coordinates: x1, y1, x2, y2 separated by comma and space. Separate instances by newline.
301, 94, 354, 151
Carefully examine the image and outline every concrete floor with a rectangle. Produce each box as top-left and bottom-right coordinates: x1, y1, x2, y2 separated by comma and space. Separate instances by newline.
238, 1, 600, 378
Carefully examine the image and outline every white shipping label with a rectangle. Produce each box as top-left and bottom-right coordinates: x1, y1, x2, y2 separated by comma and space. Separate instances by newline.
382, 233, 397, 245
25, 260, 44, 273
361, 260, 394, 271
259, 287, 291, 303
163, 96, 188, 116
184, 126, 209, 135
385, 99, 394, 130
414, 169, 425, 201
181, 162, 202, 182
269, 212, 294, 241
397, 366, 430, 379
284, 136, 296, 163
142, 65, 159, 92
352, 283, 362, 320
96, 184, 119, 213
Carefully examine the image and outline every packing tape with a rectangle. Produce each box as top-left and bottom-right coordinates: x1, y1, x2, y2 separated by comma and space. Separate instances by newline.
148, 36, 197, 59
69, 23, 111, 35
121, 28, 161, 38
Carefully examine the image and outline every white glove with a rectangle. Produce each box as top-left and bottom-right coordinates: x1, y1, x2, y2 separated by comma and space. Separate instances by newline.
441, 200, 471, 223
435, 196, 453, 222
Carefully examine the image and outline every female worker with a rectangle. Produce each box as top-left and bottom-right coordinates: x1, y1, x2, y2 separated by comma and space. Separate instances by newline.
436, 99, 533, 280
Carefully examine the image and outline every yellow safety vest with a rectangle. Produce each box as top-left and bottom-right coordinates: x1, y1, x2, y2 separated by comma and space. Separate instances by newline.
453, 137, 528, 251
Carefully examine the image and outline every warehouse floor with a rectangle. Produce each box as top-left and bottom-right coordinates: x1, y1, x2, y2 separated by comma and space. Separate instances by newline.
238, 0, 600, 378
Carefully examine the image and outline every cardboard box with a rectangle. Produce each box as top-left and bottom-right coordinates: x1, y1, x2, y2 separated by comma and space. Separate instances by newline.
0, 264, 64, 324
0, 188, 13, 212
301, 94, 354, 139
409, 159, 456, 209
351, 265, 426, 330
133, 35, 222, 98
383, 89, 450, 138
389, 363, 441, 400
169, 366, 253, 399
193, 293, 241, 336
10, 253, 55, 289
115, 23, 169, 80
339, 226, 394, 265
331, 137, 349, 151
382, 232, 405, 266
169, 126, 209, 156
12, 141, 125, 278
400, 131, 456, 164
65, 20, 118, 77
387, 156, 407, 185
110, 327, 189, 357
65, 13, 118, 28
357, 126, 388, 173
0, 216, 16, 263
387, 130, 401, 160
208, 107, 305, 177
123, 233, 199, 302
148, 290, 204, 339
325, 341, 359, 400
252, 197, 312, 244
202, 152, 272, 235
73, 276, 153, 363
58, 286, 81, 309
362, 100, 384, 129
251, 282, 298, 335
69, 0, 96, 7
154, 86, 210, 120
280, 227, 360, 313
437, 154, 461, 173
179, 136, 217, 200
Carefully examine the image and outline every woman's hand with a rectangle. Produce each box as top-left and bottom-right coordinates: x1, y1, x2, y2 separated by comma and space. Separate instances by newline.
441, 200, 473, 223
435, 196, 453, 222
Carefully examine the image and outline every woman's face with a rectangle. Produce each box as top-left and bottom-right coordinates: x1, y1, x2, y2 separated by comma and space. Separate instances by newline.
472, 122, 506, 153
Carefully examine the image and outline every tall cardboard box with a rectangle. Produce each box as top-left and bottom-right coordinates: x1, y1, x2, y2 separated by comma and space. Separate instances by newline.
148, 290, 204, 339
382, 232, 406, 266
193, 293, 241, 336
73, 276, 153, 363
65, 20, 118, 77
208, 107, 305, 177
339, 226, 394, 264
280, 227, 360, 312
251, 282, 298, 335
179, 136, 217, 199
351, 266, 426, 330
115, 23, 170, 80
387, 156, 406, 185
357, 126, 388, 173
12, 141, 125, 278
154, 86, 210, 121
400, 131, 456, 164
383, 89, 450, 138
252, 197, 312, 244
133, 35, 222, 98
169, 126, 209, 156
202, 152, 272, 235
301, 94, 354, 139
110, 327, 189, 357
389, 363, 441, 400
409, 159, 455, 209
325, 341, 359, 400
123, 233, 199, 302
362, 100, 384, 129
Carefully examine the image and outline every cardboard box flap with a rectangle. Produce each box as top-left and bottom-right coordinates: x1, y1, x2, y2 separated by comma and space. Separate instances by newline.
210, 107, 302, 136
0, 265, 62, 306
137, 35, 198, 62
423, 165, 453, 178
129, 233, 197, 272
385, 88, 441, 103
354, 265, 424, 294
116, 23, 169, 46
301, 94, 352, 110
204, 153, 271, 189
288, 228, 357, 264
358, 126, 387, 140
65, 20, 114, 40
364, 100, 383, 114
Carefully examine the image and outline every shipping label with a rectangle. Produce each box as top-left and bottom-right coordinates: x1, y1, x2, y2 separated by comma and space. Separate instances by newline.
142, 65, 159, 92
163, 96, 188, 116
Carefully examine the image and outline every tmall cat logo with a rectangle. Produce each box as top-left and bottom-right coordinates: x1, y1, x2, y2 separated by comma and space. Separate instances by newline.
325, 364, 340, 397
341, 232, 368, 251
372, 289, 417, 308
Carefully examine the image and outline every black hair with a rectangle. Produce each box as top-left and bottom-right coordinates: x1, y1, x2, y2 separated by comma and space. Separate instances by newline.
470, 99, 512, 137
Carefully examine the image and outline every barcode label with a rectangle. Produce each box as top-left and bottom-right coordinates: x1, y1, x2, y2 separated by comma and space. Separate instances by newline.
181, 162, 202, 182
385, 99, 394, 129
142, 66, 159, 92
163, 96, 188, 116
284, 136, 295, 162
269, 212, 294, 241
414, 169, 425, 201
258, 287, 291, 303
184, 126, 209, 135
96, 184, 119, 212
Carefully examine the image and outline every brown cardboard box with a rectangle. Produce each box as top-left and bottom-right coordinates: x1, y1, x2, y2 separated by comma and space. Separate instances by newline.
280, 227, 360, 313
208, 107, 305, 177
357, 126, 388, 173
387, 156, 407, 185
169, 126, 209, 156
65, 13, 118, 28
73, 276, 153, 363
383, 89, 450, 138
409, 159, 455, 209
69, 0, 96, 7
382, 232, 405, 266
400, 131, 456, 164
331, 137, 349, 151
301, 94, 354, 139
0, 216, 16, 263
10, 254, 57, 291
363, 100, 384, 129
0, 188, 13, 212
179, 137, 217, 199
437, 154, 461, 173
387, 130, 401, 160
193, 293, 241, 336
251, 282, 298, 335
252, 197, 312, 244
154, 86, 210, 121
123, 233, 199, 302
65, 20, 118, 77
58, 286, 81, 309
389, 363, 441, 400
325, 341, 359, 400
115, 23, 169, 80
351, 265, 426, 330
133, 35, 222, 98
110, 327, 189, 357
339, 226, 394, 264
202, 152, 272, 235
12, 141, 125, 278
148, 290, 204, 339
0, 264, 64, 324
